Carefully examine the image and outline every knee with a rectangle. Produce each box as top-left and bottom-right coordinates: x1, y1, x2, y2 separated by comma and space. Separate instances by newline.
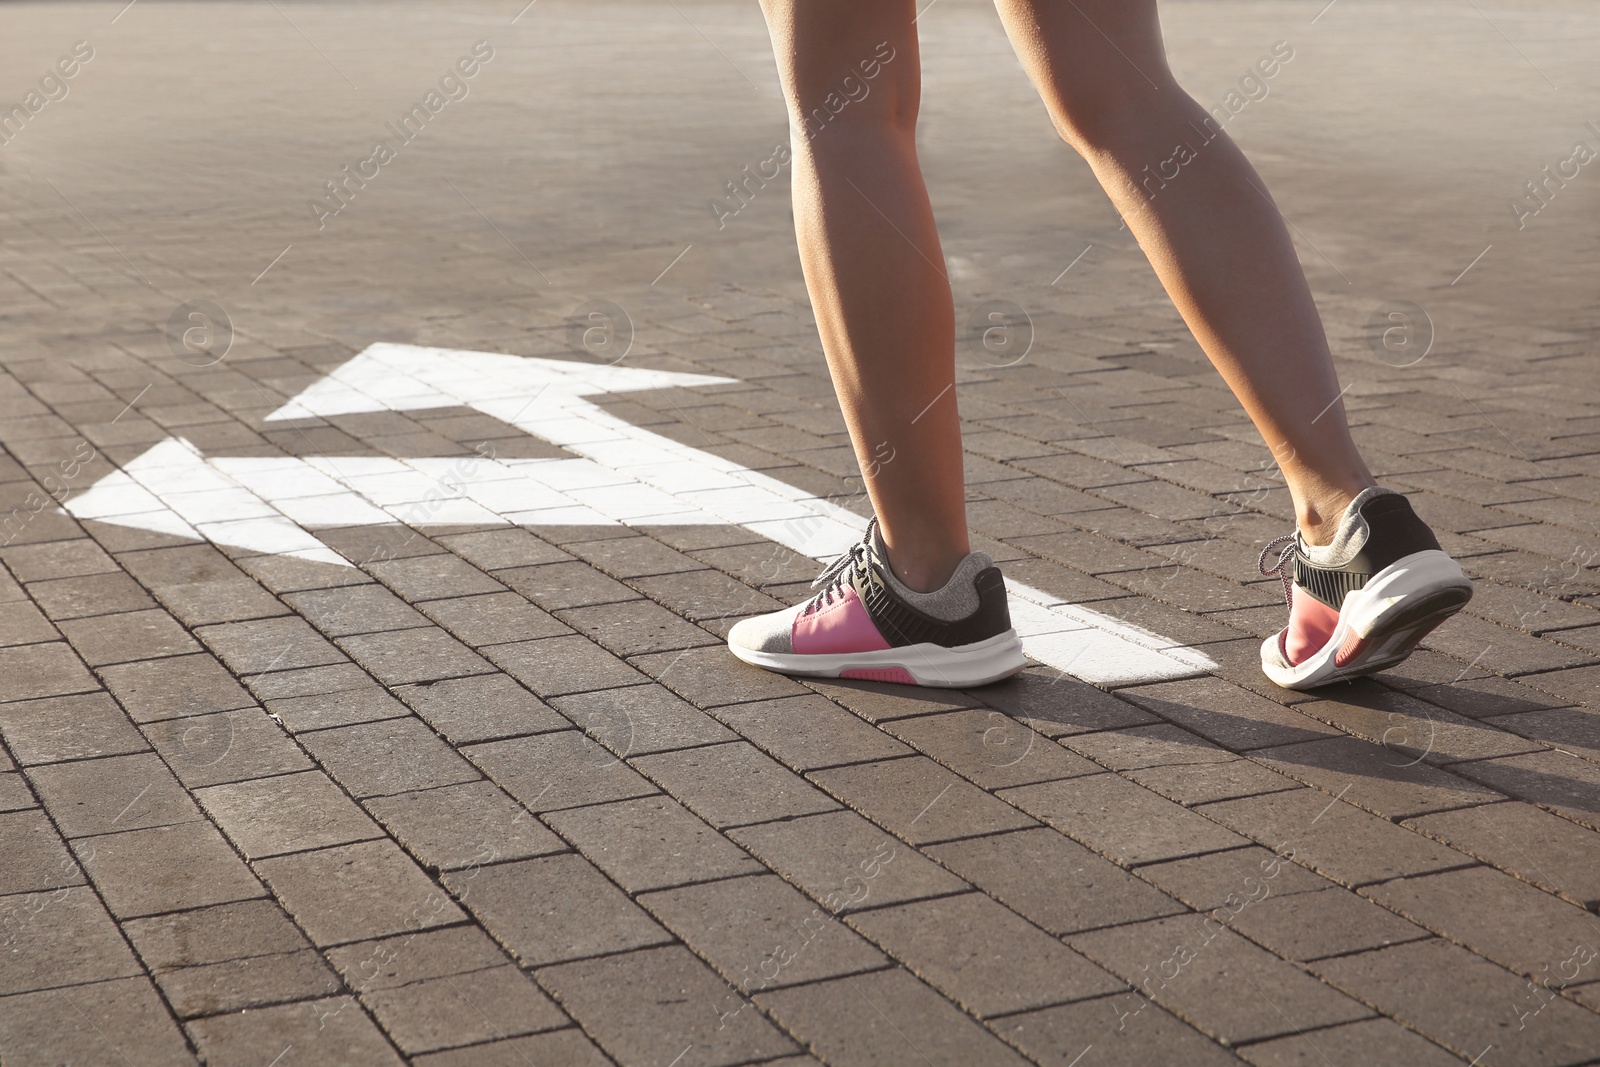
784, 43, 918, 142
1043, 78, 1185, 155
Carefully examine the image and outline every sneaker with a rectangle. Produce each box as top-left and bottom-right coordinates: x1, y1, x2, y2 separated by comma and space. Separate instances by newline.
727, 521, 1027, 688
1258, 487, 1472, 689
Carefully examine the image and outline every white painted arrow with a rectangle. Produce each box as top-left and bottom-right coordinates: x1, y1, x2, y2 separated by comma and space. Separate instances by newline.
65, 343, 1212, 685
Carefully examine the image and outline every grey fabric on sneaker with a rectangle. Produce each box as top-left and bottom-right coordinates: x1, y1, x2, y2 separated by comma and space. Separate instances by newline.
1301, 486, 1400, 567
873, 527, 991, 622
727, 604, 798, 654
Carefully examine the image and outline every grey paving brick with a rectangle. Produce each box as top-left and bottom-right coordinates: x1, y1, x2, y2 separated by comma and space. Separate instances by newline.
123, 898, 312, 972
300, 715, 479, 798
367, 552, 506, 601
325, 925, 511, 994
365, 780, 567, 871
632, 568, 786, 621
1069, 914, 1370, 1045
256, 839, 464, 947
1363, 866, 1600, 979
59, 609, 200, 666
1488, 706, 1600, 765
729, 810, 965, 915
28, 751, 201, 837
186, 996, 405, 1067
1062, 721, 1235, 773
1292, 683, 1546, 766
1450, 749, 1600, 832
551, 684, 737, 756
0, 772, 35, 812
810, 756, 1038, 845
1229, 885, 1431, 962
197, 615, 346, 675
883, 707, 1101, 789
266, 685, 411, 733
155, 949, 342, 1019
99, 652, 255, 722
633, 741, 840, 828
639, 874, 889, 993
197, 770, 382, 859
928, 827, 1187, 936
27, 572, 154, 620
336, 626, 493, 686
1, 539, 117, 581
632, 644, 811, 707
540, 944, 798, 1067
145, 707, 313, 787
0, 977, 197, 1066
1311, 939, 1600, 1066
848, 891, 1123, 1018
0, 810, 82, 897
1236, 1017, 1465, 1067
410, 1029, 613, 1067
555, 598, 718, 659
0, 642, 98, 702
443, 854, 671, 967
240, 662, 375, 702
1251, 735, 1504, 820
284, 582, 430, 636
995, 996, 1246, 1066
416, 590, 570, 645
395, 674, 569, 743
364, 965, 568, 1055
711, 693, 913, 772
466, 729, 657, 812
1001, 772, 1247, 866
0, 886, 143, 995
1117, 677, 1338, 750
756, 966, 1032, 1067
73, 820, 265, 919
975, 671, 1159, 737
1199, 789, 1477, 887
1135, 846, 1328, 912
115, 544, 289, 627
1123, 756, 1303, 806
482, 634, 648, 696
1404, 801, 1600, 906
0, 599, 56, 647
435, 528, 572, 571
0, 692, 148, 765
544, 794, 762, 893
498, 560, 640, 612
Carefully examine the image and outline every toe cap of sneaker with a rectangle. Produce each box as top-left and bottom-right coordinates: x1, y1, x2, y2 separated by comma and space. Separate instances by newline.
728, 609, 796, 654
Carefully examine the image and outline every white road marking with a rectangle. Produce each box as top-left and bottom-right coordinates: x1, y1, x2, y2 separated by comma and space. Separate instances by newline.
65, 343, 1213, 685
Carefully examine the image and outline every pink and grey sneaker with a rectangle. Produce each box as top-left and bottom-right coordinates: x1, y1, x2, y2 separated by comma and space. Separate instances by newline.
1258, 487, 1472, 690
727, 521, 1026, 688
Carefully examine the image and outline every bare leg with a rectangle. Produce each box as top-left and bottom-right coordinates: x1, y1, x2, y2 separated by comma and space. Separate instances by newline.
757, 0, 968, 591
994, 0, 1374, 544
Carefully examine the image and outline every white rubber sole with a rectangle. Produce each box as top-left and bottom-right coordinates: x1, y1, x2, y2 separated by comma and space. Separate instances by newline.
729, 629, 1027, 688
1260, 550, 1472, 690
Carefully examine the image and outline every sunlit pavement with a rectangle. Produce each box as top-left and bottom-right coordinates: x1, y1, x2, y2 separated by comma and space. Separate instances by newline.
2, 2, 1599, 1064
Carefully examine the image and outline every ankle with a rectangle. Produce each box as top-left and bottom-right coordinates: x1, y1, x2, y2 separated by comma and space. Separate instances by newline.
878, 535, 968, 593
1296, 482, 1377, 547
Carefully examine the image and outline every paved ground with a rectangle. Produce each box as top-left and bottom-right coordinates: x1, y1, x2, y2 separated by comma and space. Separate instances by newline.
3, 1, 1600, 1064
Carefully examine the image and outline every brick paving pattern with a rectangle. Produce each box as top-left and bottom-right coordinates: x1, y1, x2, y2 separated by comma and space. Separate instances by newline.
2, 1, 1599, 1065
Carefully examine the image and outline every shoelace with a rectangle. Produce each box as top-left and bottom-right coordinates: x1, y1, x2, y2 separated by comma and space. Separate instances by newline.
1258, 532, 1298, 608
804, 520, 877, 617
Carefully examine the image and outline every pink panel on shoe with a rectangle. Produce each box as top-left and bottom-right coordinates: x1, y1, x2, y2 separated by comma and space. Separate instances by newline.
791, 586, 891, 655
842, 667, 917, 684
1284, 586, 1342, 665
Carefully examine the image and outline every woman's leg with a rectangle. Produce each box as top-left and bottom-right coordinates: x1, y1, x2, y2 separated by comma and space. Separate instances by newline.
993, 0, 1374, 545
757, 0, 968, 591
